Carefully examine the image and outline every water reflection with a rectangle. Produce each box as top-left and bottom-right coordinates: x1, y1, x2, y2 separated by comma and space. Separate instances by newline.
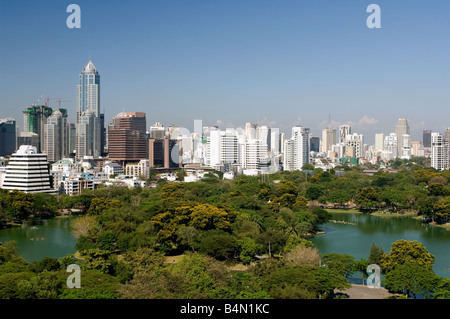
312, 212, 450, 278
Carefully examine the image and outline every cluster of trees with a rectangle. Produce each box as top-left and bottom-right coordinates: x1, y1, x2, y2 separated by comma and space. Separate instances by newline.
0, 160, 449, 299
291, 164, 450, 224
0, 189, 59, 226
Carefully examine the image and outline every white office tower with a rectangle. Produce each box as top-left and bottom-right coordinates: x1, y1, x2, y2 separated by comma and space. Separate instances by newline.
240, 139, 268, 170
256, 125, 271, 152
375, 133, 384, 152
345, 133, 364, 158
383, 133, 398, 161
44, 109, 67, 162
283, 126, 310, 171
400, 134, 411, 159
431, 132, 449, 171
208, 130, 239, 169
1, 145, 53, 193
395, 118, 410, 158
244, 122, 257, 140
339, 125, 351, 144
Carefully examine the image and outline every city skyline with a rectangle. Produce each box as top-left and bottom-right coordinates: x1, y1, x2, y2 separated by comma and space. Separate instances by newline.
1, 1, 450, 143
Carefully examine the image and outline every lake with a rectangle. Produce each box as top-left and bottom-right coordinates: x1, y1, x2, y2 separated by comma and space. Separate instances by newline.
0, 217, 77, 262
310, 211, 450, 278
0, 212, 449, 279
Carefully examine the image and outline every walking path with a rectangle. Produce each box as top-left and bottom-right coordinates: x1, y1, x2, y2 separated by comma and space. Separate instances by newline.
335, 284, 396, 299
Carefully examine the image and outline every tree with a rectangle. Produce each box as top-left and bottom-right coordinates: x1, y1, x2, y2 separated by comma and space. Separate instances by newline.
88, 197, 122, 216
190, 204, 232, 231
305, 184, 324, 201
380, 240, 435, 273
238, 237, 260, 265
71, 215, 97, 239
256, 230, 288, 257
382, 263, 439, 299
284, 245, 320, 267
321, 253, 355, 278
176, 225, 199, 252
6, 190, 34, 220
355, 187, 379, 211
198, 230, 238, 260
433, 196, 450, 224
434, 277, 450, 299
368, 242, 384, 266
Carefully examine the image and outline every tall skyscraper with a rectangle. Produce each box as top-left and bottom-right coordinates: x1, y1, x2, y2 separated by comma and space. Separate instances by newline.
0, 118, 16, 156
431, 132, 449, 171
44, 109, 68, 162
76, 59, 103, 159
395, 118, 410, 157
108, 112, 148, 165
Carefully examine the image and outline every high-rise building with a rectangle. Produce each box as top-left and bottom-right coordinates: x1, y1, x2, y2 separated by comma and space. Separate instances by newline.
67, 123, 76, 155
1, 145, 53, 193
208, 130, 239, 168
431, 132, 449, 171
256, 125, 271, 152
384, 133, 398, 159
423, 130, 432, 148
395, 118, 410, 157
240, 139, 268, 170
44, 109, 67, 162
108, 112, 148, 165
17, 132, 39, 150
76, 59, 103, 159
321, 128, 336, 153
310, 136, 320, 153
445, 127, 450, 143
23, 105, 53, 152
345, 133, 364, 158
149, 122, 165, 139
77, 110, 96, 159
0, 118, 16, 156
375, 133, 384, 152
339, 125, 351, 144
284, 126, 310, 171
400, 134, 411, 159
149, 138, 181, 168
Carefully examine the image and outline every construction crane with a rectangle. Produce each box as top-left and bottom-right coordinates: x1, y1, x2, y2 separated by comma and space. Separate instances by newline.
53, 98, 71, 108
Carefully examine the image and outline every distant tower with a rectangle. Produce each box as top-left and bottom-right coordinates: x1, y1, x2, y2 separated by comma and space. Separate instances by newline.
23, 105, 53, 153
108, 112, 148, 166
339, 125, 351, 144
431, 132, 449, 171
76, 59, 103, 159
44, 109, 68, 162
395, 118, 410, 158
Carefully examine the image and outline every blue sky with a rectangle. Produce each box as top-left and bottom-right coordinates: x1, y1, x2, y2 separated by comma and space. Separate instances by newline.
1, 0, 449, 143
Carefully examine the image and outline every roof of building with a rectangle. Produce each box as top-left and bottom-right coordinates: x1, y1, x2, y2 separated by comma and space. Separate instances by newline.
82, 59, 97, 73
